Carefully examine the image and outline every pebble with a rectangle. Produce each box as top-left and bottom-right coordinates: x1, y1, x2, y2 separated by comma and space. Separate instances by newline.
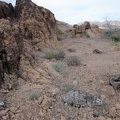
115, 103, 120, 109
109, 107, 117, 118
61, 116, 66, 120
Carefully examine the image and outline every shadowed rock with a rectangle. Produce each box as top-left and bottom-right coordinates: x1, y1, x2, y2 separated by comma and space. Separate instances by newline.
109, 74, 120, 90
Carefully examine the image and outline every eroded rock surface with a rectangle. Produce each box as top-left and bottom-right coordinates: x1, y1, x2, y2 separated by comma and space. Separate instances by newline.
0, 0, 58, 86
62, 90, 103, 108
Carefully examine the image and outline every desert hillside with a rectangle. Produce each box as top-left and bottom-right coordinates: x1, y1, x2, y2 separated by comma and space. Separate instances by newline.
0, 0, 120, 120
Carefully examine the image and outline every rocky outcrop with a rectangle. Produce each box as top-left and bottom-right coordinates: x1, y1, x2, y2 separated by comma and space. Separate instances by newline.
0, 2, 15, 19
0, 0, 58, 86
66, 21, 102, 38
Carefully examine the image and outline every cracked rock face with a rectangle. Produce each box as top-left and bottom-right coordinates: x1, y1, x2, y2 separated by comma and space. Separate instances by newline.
62, 90, 102, 108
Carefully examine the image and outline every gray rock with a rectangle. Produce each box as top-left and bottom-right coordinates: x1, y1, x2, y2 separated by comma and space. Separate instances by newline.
0, 100, 5, 110
62, 90, 109, 116
109, 74, 120, 90
62, 90, 102, 108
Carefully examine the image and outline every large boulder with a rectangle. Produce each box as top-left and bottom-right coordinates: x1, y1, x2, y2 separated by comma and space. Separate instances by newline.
84, 21, 91, 29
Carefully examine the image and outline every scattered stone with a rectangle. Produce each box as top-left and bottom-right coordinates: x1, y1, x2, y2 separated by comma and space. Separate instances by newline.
106, 118, 112, 120
10, 107, 18, 114
68, 48, 76, 52
62, 90, 102, 108
61, 116, 66, 120
38, 96, 44, 105
109, 107, 117, 118
2, 114, 9, 120
97, 116, 106, 120
0, 100, 5, 110
93, 49, 102, 54
39, 111, 45, 117
41, 95, 52, 110
109, 74, 120, 90
0, 109, 9, 116
93, 111, 100, 117
73, 80, 78, 86
57, 108, 61, 113
115, 103, 120, 110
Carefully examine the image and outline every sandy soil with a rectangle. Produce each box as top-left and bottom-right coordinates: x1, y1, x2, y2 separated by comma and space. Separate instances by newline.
1, 36, 120, 120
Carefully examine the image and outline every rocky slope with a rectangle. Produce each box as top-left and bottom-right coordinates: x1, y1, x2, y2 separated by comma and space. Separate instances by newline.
0, 0, 58, 87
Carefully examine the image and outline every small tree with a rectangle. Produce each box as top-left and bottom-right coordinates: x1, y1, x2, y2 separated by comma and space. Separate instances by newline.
104, 16, 120, 42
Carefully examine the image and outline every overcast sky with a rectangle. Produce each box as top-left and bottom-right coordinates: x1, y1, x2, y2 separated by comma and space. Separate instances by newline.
3, 0, 120, 25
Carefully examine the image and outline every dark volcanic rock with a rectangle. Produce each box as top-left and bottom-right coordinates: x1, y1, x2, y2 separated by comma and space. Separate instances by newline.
109, 74, 120, 90
93, 49, 102, 54
0, 2, 15, 19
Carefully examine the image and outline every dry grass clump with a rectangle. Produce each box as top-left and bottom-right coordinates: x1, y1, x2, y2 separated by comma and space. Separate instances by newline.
66, 56, 80, 66
51, 61, 67, 74
44, 48, 65, 60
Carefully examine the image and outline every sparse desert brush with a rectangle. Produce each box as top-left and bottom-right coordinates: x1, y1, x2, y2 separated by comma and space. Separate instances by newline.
57, 29, 66, 41
44, 49, 53, 59
44, 48, 65, 60
104, 29, 120, 42
29, 90, 41, 100
52, 48, 65, 60
111, 35, 120, 42
86, 34, 90, 38
48, 70, 53, 76
64, 83, 75, 92
51, 61, 67, 74
66, 56, 80, 66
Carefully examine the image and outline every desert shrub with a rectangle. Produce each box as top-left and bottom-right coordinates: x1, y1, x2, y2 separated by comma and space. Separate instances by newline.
64, 83, 75, 92
66, 56, 80, 66
86, 34, 90, 38
48, 70, 53, 76
44, 49, 54, 59
52, 49, 65, 60
104, 29, 120, 42
44, 48, 65, 60
51, 61, 67, 74
29, 90, 41, 100
85, 33, 90, 38
111, 36, 120, 42
57, 29, 66, 41
34, 51, 45, 60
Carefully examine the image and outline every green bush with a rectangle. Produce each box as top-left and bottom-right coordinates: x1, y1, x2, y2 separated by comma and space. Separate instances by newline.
52, 49, 65, 60
29, 90, 41, 100
44, 48, 65, 60
111, 36, 120, 42
66, 56, 80, 66
104, 29, 120, 42
64, 83, 75, 92
44, 49, 53, 59
51, 61, 67, 74
57, 29, 66, 41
